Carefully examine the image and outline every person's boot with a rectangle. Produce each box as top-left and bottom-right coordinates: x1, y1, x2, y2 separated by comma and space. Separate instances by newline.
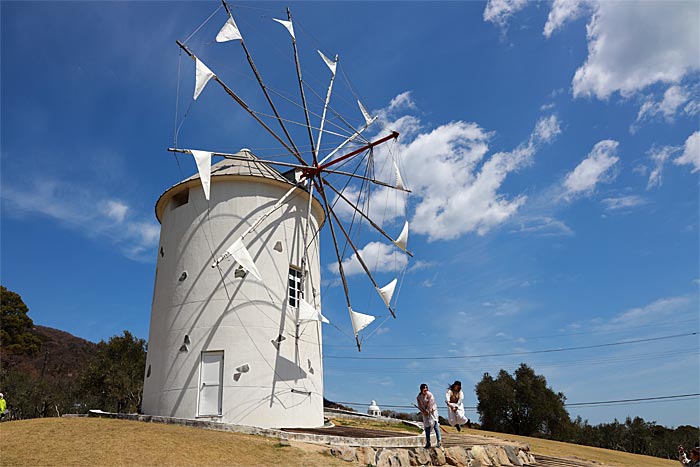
456, 424, 461, 432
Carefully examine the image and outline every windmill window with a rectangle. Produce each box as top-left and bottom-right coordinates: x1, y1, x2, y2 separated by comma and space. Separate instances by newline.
171, 189, 189, 210
288, 267, 303, 308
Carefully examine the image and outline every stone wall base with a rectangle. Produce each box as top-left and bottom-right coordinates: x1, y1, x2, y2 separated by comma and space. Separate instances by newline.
329, 444, 536, 467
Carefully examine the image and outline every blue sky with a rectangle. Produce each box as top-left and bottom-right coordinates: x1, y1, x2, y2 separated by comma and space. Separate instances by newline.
2, 1, 698, 428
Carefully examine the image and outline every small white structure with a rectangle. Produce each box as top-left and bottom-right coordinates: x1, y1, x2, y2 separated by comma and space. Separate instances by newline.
142, 150, 326, 428
368, 400, 381, 417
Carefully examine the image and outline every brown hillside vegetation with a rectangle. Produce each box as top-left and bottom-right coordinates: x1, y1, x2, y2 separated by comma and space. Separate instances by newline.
1, 417, 684, 467
3, 325, 97, 378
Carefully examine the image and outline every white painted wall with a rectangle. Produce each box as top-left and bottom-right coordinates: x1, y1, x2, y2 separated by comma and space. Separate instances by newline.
142, 174, 325, 428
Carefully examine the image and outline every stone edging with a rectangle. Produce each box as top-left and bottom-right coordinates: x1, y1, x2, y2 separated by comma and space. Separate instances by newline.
86, 410, 424, 448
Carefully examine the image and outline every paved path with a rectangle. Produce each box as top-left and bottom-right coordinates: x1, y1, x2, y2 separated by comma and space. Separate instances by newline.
282, 426, 416, 438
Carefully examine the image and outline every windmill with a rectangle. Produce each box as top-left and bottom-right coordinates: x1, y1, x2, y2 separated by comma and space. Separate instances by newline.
142, 2, 411, 428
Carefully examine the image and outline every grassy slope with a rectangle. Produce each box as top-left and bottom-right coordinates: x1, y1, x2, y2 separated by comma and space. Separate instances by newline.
0, 417, 681, 467
0, 418, 357, 467
330, 417, 423, 434
456, 426, 678, 467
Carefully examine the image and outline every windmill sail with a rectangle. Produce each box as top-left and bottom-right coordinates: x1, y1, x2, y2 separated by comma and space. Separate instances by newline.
393, 160, 406, 191
394, 221, 409, 252
378, 278, 398, 308
216, 17, 243, 42
213, 237, 262, 281
297, 298, 329, 324
349, 308, 375, 336
194, 58, 215, 100
272, 18, 295, 39
318, 50, 337, 75
358, 100, 372, 126
190, 150, 212, 200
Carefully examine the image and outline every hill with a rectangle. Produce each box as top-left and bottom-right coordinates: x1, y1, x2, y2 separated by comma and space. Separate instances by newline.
1, 325, 97, 418
3, 325, 96, 378
0, 417, 682, 467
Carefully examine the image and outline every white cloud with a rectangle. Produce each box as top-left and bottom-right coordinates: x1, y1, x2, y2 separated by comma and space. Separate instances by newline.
572, 1, 700, 99
403, 115, 560, 240
532, 114, 562, 143
408, 260, 436, 273
563, 140, 619, 198
335, 241, 408, 277
512, 216, 573, 237
674, 131, 700, 173
483, 0, 528, 31
1, 178, 159, 261
646, 145, 680, 189
600, 195, 646, 211
632, 85, 697, 132
387, 91, 416, 112
101, 200, 129, 223
608, 295, 693, 327
543, 0, 590, 38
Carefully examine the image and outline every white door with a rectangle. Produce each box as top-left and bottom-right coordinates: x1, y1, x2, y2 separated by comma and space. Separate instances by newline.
198, 351, 223, 416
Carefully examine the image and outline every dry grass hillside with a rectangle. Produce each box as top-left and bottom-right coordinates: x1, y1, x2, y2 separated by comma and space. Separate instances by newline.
0, 417, 683, 467
0, 418, 358, 467
456, 426, 679, 467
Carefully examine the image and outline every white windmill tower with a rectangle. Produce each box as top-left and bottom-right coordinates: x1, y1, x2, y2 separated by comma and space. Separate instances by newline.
142, 3, 411, 429
142, 151, 327, 428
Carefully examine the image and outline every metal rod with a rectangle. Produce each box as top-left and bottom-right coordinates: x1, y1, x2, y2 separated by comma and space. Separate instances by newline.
318, 131, 399, 172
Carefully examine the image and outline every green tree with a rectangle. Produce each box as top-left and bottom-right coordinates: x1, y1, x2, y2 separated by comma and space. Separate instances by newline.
80, 330, 146, 413
476, 363, 570, 437
475, 369, 516, 433
0, 286, 41, 357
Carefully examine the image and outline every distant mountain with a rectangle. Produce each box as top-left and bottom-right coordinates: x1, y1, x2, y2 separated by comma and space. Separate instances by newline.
3, 325, 97, 380
323, 398, 356, 412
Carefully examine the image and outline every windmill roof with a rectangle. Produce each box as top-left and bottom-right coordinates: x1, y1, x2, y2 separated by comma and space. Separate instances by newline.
181, 149, 293, 185
154, 149, 302, 223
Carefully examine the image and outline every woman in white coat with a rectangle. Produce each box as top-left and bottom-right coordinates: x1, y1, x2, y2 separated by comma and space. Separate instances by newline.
445, 380, 468, 431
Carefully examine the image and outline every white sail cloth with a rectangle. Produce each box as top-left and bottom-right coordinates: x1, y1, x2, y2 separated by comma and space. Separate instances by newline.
213, 238, 262, 281
378, 279, 397, 308
393, 161, 406, 191
272, 18, 295, 39
358, 100, 372, 126
216, 17, 243, 42
349, 308, 375, 336
194, 58, 215, 100
190, 150, 212, 200
318, 50, 337, 75
394, 221, 409, 252
297, 298, 329, 324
